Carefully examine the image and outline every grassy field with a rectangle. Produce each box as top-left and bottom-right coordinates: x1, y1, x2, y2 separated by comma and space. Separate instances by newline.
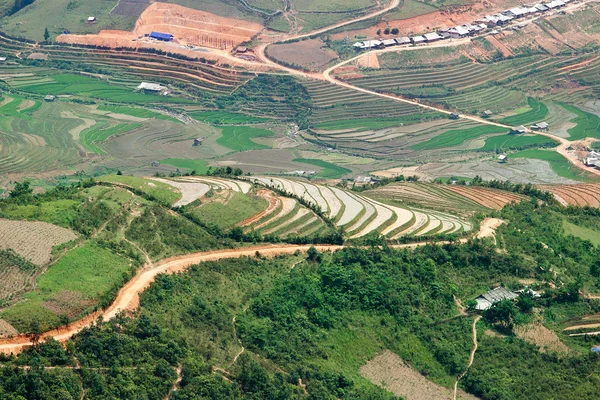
97, 175, 181, 205
160, 158, 209, 174
192, 192, 268, 229
412, 125, 507, 150
563, 220, 600, 246
216, 126, 275, 151
0, 241, 132, 332
97, 105, 181, 123
16, 74, 194, 104
293, 158, 352, 178
314, 114, 442, 132
188, 110, 271, 124
293, 0, 374, 11
0, 0, 137, 41
80, 122, 141, 154
480, 134, 558, 151
499, 98, 548, 126
560, 104, 600, 140
512, 150, 598, 182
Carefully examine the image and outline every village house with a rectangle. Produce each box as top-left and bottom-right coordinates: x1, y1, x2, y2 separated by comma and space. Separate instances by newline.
475, 286, 518, 311
531, 121, 549, 130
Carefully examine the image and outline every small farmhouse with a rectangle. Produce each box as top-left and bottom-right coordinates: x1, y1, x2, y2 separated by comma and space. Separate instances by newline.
531, 121, 549, 130
475, 286, 518, 311
44, 95, 56, 102
511, 125, 526, 134
137, 82, 165, 92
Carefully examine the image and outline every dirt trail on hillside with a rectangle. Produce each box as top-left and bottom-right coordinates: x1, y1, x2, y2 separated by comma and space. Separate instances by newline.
454, 316, 482, 400
476, 218, 504, 243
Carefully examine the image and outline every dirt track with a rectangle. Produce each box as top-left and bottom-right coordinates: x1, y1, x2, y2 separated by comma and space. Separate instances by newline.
0, 218, 506, 355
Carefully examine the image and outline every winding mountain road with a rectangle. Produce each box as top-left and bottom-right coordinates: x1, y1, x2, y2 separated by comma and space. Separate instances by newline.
0, 219, 503, 355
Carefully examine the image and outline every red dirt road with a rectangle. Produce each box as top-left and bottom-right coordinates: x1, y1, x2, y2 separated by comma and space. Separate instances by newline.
0, 219, 504, 355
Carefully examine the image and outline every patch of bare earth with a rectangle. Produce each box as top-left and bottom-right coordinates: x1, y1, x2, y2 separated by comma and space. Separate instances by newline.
268, 39, 338, 71
360, 350, 478, 400
0, 319, 18, 338
514, 323, 569, 354
42, 291, 95, 319
356, 52, 380, 69
0, 219, 78, 266
57, 3, 263, 51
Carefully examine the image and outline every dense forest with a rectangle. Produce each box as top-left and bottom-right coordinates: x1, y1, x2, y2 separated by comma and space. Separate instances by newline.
2, 199, 600, 399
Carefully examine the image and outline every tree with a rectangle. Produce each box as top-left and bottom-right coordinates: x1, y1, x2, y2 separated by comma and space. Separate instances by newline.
483, 299, 518, 329
391, 27, 399, 35
376, 29, 381, 36
384, 27, 390, 35
44, 27, 50, 42
10, 180, 33, 199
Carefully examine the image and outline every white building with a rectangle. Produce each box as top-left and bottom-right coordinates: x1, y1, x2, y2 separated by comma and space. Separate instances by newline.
475, 287, 519, 311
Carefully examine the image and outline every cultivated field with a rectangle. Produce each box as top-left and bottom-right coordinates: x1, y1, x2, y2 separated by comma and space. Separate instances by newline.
0, 219, 78, 265
360, 350, 477, 400
514, 323, 570, 354
249, 177, 472, 238
539, 183, 600, 207
446, 186, 525, 210
268, 39, 338, 71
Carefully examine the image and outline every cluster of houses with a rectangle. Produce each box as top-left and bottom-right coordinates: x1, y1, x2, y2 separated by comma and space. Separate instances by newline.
585, 151, 600, 170
353, 0, 574, 50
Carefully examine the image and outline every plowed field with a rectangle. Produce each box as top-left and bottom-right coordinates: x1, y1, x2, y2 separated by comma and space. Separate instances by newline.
447, 186, 525, 210
539, 183, 600, 207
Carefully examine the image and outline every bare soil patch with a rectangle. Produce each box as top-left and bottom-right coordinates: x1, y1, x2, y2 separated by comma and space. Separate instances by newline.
0, 219, 78, 266
26, 53, 48, 60
58, 3, 263, 51
360, 350, 477, 400
268, 38, 338, 71
356, 51, 380, 69
0, 319, 18, 339
42, 291, 95, 319
514, 323, 569, 354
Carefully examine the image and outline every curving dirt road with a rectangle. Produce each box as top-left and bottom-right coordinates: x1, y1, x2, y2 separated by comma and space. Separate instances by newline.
0, 217, 508, 355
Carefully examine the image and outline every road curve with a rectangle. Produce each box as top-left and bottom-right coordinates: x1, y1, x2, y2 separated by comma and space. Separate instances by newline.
0, 218, 506, 355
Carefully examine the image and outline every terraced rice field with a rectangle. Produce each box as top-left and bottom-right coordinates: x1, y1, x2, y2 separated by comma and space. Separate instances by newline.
539, 183, 600, 208
364, 183, 490, 215
0, 219, 78, 265
445, 186, 525, 210
303, 80, 438, 131
248, 177, 472, 238
178, 176, 251, 194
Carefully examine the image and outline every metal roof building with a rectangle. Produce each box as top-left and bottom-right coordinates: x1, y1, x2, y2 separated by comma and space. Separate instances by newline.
475, 287, 518, 311
150, 32, 174, 41
137, 82, 165, 92
424, 32, 443, 42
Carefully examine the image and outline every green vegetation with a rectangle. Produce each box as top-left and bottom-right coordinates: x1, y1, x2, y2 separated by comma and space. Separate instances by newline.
315, 114, 442, 132
1, 241, 133, 332
412, 125, 507, 150
190, 192, 268, 229
160, 158, 209, 174
512, 150, 599, 182
217, 126, 275, 151
480, 134, 558, 151
97, 175, 181, 205
16, 74, 194, 104
292, 158, 352, 178
80, 122, 141, 154
560, 103, 600, 140
563, 220, 600, 246
188, 110, 271, 124
97, 105, 181, 123
125, 205, 221, 260
499, 98, 548, 126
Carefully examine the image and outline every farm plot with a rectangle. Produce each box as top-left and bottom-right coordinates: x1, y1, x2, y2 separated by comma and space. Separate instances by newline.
499, 98, 549, 126
180, 176, 251, 194
217, 126, 275, 151
149, 178, 211, 207
446, 186, 525, 210
97, 175, 181, 205
364, 183, 489, 215
0, 249, 41, 306
512, 150, 599, 182
559, 103, 600, 140
360, 350, 477, 400
249, 177, 471, 238
267, 39, 338, 71
538, 184, 600, 208
0, 219, 78, 266
412, 125, 508, 150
